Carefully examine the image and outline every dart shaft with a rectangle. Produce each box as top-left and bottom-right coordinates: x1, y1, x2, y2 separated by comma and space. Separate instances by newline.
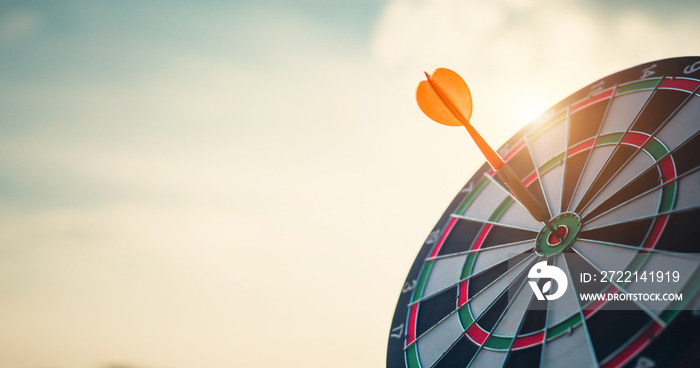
462, 125, 505, 171
496, 164, 551, 224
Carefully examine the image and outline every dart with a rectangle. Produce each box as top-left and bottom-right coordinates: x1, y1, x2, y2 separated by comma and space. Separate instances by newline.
416, 68, 559, 234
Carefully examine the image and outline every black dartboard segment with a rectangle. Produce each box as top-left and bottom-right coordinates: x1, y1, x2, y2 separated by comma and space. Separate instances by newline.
387, 57, 700, 368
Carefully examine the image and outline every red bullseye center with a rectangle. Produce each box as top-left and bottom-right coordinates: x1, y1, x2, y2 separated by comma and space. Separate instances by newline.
547, 225, 569, 246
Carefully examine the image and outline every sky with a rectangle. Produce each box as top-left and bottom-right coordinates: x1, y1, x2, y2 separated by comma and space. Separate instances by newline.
1, 1, 699, 367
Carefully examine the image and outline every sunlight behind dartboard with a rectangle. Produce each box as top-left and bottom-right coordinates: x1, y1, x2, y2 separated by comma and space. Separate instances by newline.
518, 95, 551, 124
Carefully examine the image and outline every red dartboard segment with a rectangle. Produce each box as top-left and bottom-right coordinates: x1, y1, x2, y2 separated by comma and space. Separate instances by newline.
405, 305, 418, 346
583, 286, 619, 318
571, 88, 615, 114
428, 217, 459, 259
522, 171, 538, 187
658, 77, 700, 92
567, 138, 595, 156
623, 131, 652, 147
644, 215, 668, 250
511, 331, 545, 350
658, 155, 677, 183
465, 323, 488, 345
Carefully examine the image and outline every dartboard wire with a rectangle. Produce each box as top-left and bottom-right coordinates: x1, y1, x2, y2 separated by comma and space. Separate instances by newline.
500, 291, 538, 368
571, 77, 665, 213
560, 253, 600, 368
537, 255, 556, 368
483, 172, 522, 203
585, 205, 700, 232
559, 106, 571, 214
404, 253, 537, 350
450, 213, 541, 232
428, 256, 539, 367
426, 239, 537, 262
580, 127, 700, 226
570, 247, 668, 327
582, 164, 700, 226
523, 135, 554, 218
565, 85, 619, 212
409, 248, 535, 307
578, 238, 700, 261
577, 83, 700, 215
464, 260, 535, 368
500, 256, 550, 368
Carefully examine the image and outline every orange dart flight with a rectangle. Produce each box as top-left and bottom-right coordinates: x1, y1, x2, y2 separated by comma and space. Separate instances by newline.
417, 68, 557, 232
417, 68, 504, 171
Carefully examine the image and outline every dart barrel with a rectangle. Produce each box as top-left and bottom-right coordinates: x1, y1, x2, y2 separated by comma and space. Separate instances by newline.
496, 163, 551, 224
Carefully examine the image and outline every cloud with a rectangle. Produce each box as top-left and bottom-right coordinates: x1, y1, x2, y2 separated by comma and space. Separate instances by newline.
372, 0, 700, 70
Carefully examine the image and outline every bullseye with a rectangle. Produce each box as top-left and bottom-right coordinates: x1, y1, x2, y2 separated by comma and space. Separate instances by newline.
546, 225, 569, 246
535, 212, 581, 256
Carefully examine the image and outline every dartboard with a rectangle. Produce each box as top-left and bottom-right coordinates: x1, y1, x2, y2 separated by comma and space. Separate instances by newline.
387, 57, 700, 368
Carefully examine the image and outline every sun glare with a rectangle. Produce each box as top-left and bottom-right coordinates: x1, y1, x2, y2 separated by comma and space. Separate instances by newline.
519, 97, 550, 125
